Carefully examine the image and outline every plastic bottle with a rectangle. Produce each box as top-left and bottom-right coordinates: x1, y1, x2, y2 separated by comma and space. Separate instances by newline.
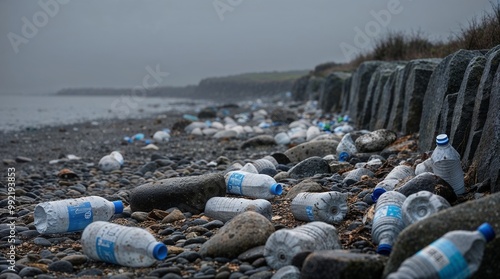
415, 158, 433, 175
240, 163, 259, 174
336, 133, 357, 161
371, 191, 407, 255
431, 134, 465, 195
275, 132, 291, 145
204, 197, 272, 222
34, 196, 124, 234
387, 223, 495, 279
251, 158, 277, 173
371, 165, 415, 202
81, 221, 167, 267
98, 153, 121, 172
290, 192, 348, 224
264, 221, 342, 270
402, 191, 451, 226
224, 171, 283, 200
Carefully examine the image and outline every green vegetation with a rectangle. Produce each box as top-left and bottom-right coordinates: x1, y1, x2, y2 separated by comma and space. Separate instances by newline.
321, 2, 500, 74
204, 70, 309, 83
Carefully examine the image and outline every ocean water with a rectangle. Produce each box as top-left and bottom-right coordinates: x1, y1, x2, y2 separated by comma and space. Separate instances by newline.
0, 94, 207, 132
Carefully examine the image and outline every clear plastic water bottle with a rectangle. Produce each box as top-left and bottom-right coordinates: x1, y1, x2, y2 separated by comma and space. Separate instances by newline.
34, 196, 124, 234
251, 158, 276, 173
98, 153, 122, 172
240, 163, 259, 174
387, 223, 495, 279
264, 221, 342, 270
336, 133, 357, 160
402, 191, 451, 226
275, 132, 291, 145
431, 134, 465, 195
371, 191, 407, 255
204, 197, 272, 222
371, 165, 415, 202
81, 221, 167, 267
415, 158, 433, 175
290, 192, 348, 224
224, 171, 282, 200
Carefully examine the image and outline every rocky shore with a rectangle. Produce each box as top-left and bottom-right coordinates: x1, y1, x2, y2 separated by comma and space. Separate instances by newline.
0, 97, 498, 279
1, 45, 500, 279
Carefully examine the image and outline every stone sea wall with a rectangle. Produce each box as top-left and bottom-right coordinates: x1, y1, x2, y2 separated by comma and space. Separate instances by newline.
292, 45, 500, 193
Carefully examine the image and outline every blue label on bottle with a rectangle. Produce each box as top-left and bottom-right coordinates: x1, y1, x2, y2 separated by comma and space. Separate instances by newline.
374, 205, 402, 221
96, 237, 118, 264
306, 206, 315, 221
416, 238, 469, 279
227, 172, 244, 195
67, 202, 93, 232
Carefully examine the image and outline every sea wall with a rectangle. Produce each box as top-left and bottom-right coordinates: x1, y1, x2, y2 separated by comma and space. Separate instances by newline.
291, 45, 500, 192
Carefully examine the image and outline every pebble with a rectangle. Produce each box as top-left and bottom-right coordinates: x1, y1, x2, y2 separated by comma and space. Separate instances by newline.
47, 260, 73, 273
18, 267, 43, 278
60, 254, 88, 265
33, 237, 52, 247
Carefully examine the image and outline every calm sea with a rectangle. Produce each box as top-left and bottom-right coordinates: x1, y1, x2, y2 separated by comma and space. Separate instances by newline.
0, 94, 207, 133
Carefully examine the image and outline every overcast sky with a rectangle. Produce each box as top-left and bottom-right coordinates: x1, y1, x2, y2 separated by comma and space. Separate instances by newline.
0, 0, 494, 94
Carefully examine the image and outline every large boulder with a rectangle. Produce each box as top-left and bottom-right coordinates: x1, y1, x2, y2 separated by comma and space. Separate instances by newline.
348, 61, 387, 126
382, 192, 500, 278
319, 72, 351, 113
301, 250, 388, 279
386, 66, 408, 132
469, 63, 500, 193
450, 56, 486, 156
284, 140, 338, 163
418, 49, 483, 152
129, 173, 226, 214
199, 211, 274, 259
305, 77, 325, 101
463, 45, 500, 166
374, 68, 399, 130
341, 76, 352, 114
437, 92, 458, 136
401, 59, 441, 135
291, 75, 311, 101
358, 63, 402, 129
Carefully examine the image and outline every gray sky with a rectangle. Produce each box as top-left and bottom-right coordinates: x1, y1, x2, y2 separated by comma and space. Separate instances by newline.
0, 0, 494, 94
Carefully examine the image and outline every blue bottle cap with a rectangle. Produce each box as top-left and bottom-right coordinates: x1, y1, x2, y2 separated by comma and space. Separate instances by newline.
377, 244, 392, 255
436, 134, 449, 145
270, 183, 283, 195
478, 223, 495, 242
153, 243, 168, 260
338, 152, 349, 162
371, 188, 387, 203
113, 201, 124, 214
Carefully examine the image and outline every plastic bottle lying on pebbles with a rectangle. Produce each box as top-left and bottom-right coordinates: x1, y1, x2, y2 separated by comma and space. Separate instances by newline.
204, 197, 272, 222
371, 191, 407, 255
81, 221, 167, 267
336, 133, 357, 162
387, 223, 495, 279
290, 191, 348, 224
34, 196, 123, 234
264, 221, 341, 269
98, 151, 124, 172
401, 190, 451, 226
224, 170, 282, 199
371, 165, 415, 202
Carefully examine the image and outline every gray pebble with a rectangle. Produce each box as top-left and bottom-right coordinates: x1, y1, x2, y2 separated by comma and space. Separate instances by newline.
48, 260, 73, 273
18, 267, 43, 278
33, 237, 52, 247
215, 271, 231, 279
203, 220, 224, 230
177, 251, 202, 262
161, 274, 183, 279
248, 270, 273, 279
76, 268, 103, 276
